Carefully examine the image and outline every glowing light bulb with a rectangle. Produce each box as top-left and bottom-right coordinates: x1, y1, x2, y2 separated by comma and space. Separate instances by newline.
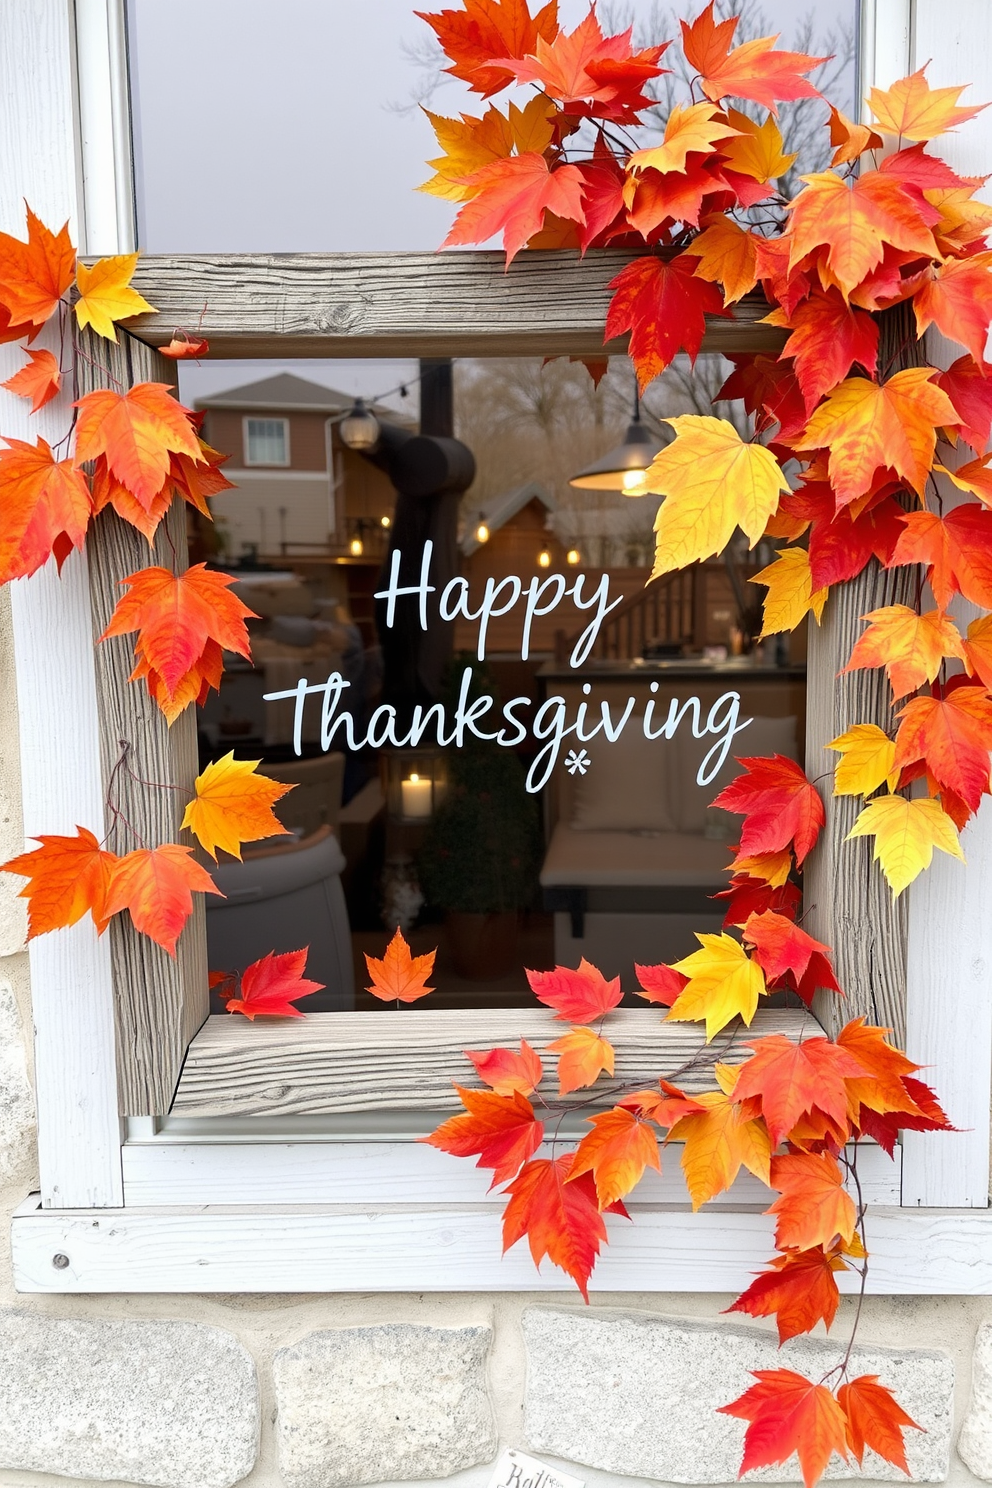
538, 548, 551, 568
566, 548, 580, 565
349, 536, 364, 556
475, 523, 490, 543
622, 468, 648, 493
380, 514, 391, 528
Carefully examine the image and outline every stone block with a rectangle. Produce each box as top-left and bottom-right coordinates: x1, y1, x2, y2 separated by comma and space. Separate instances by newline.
273, 1322, 497, 1488
523, 1308, 953, 1483
958, 1320, 992, 1480
0, 978, 34, 1179
0, 1310, 259, 1488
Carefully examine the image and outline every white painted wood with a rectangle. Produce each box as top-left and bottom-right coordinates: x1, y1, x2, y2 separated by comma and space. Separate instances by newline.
11, 1198, 992, 1295
73, 0, 136, 253
121, 1138, 901, 1209
858, 0, 913, 108
0, 0, 123, 1207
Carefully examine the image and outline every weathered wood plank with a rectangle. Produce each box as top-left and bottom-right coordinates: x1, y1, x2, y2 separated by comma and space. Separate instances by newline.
171, 1006, 819, 1118
78, 330, 207, 1116
122, 251, 788, 361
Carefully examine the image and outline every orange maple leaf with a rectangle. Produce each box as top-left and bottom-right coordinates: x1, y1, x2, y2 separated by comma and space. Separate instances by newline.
792, 369, 959, 509
220, 948, 323, 1020
426, 1085, 543, 1187
0, 437, 93, 584
888, 506, 992, 611
767, 1151, 858, 1251
103, 843, 222, 956
181, 753, 293, 861
1, 347, 61, 412
836, 1018, 930, 1127
843, 605, 966, 700
732, 1033, 867, 1146
131, 636, 225, 725
681, 216, 759, 305
364, 926, 436, 1002
720, 1369, 850, 1488
1, 827, 116, 937
869, 67, 986, 141
526, 957, 622, 1021
442, 153, 585, 263
668, 1064, 771, 1208
711, 756, 825, 866
465, 1040, 543, 1096
490, 9, 667, 120
568, 1105, 660, 1207
785, 171, 936, 300
100, 564, 254, 699
837, 1375, 921, 1475
501, 1153, 608, 1300
73, 382, 203, 509
547, 1025, 615, 1094
827, 104, 883, 166
0, 207, 75, 328
160, 334, 210, 360
605, 254, 728, 391
913, 254, 992, 364
726, 1246, 848, 1344
681, 2, 826, 114
416, 0, 560, 99
91, 458, 172, 544
893, 683, 992, 813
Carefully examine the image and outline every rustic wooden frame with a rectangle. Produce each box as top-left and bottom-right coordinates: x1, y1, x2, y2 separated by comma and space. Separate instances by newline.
4, 0, 992, 1293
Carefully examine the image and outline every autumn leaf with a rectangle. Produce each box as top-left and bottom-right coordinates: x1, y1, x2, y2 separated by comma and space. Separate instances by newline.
893, 684, 992, 813
720, 1369, 850, 1488
132, 637, 225, 725
768, 1151, 858, 1251
730, 845, 795, 886
721, 107, 797, 182
843, 605, 966, 700
526, 957, 623, 1021
547, 1025, 615, 1094
964, 613, 992, 691
666, 932, 767, 1041
568, 1106, 660, 1207
888, 506, 992, 611
91, 459, 172, 544
465, 1040, 543, 1096
912, 254, 992, 364
711, 756, 825, 866
364, 926, 436, 1003
792, 370, 959, 509
847, 794, 964, 896
74, 253, 156, 341
0, 207, 75, 328
869, 66, 986, 140
427, 1085, 543, 1187
73, 382, 203, 509
604, 256, 727, 392
416, 0, 560, 99
837, 1375, 921, 1475
1, 827, 116, 937
442, 153, 585, 263
751, 546, 827, 637
628, 102, 741, 176
669, 1063, 771, 1208
828, 104, 883, 166
681, 2, 825, 114
637, 415, 789, 577
682, 216, 759, 305
490, 9, 667, 122
181, 753, 293, 860
785, 171, 936, 300
732, 1033, 867, 1146
502, 1153, 607, 1300
100, 564, 254, 699
937, 356, 992, 452
634, 960, 688, 1006
727, 1247, 847, 1344
836, 1019, 932, 1129
743, 910, 840, 1003
804, 488, 905, 591
0, 437, 92, 584
103, 843, 222, 956
421, 98, 548, 200
827, 723, 899, 798
221, 948, 323, 1019
937, 453, 992, 507
768, 288, 879, 410
159, 334, 210, 360
715, 873, 802, 929
1, 347, 61, 412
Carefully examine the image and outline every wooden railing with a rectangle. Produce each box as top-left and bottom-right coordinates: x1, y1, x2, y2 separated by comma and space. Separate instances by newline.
555, 566, 702, 663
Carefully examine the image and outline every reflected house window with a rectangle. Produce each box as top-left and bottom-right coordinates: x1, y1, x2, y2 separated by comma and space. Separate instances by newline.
244, 417, 289, 466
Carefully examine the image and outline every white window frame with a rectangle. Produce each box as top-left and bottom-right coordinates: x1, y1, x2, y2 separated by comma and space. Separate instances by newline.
242, 414, 290, 467
4, 0, 992, 1293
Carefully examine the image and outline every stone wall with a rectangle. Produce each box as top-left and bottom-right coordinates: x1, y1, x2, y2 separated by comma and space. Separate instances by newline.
2, 585, 992, 1488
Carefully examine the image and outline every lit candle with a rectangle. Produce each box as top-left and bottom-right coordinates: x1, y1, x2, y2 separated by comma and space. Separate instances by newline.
401, 772, 432, 820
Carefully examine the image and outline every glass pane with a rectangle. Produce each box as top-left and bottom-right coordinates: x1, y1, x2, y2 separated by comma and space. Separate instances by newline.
245, 418, 288, 465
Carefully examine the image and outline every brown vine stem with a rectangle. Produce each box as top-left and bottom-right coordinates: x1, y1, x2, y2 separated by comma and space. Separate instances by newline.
819, 1145, 870, 1391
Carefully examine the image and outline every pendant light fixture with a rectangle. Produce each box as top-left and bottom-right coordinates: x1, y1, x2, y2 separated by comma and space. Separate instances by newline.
568, 388, 669, 494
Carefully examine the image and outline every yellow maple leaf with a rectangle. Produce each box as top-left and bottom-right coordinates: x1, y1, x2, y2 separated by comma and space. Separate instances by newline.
731, 847, 794, 886
683, 216, 759, 304
669, 1062, 771, 1209
751, 546, 827, 637
792, 368, 959, 509
666, 932, 768, 1042
868, 67, 986, 141
843, 604, 967, 700
848, 793, 964, 896
639, 416, 789, 579
420, 97, 554, 202
74, 253, 156, 342
721, 108, 797, 181
546, 1025, 615, 1095
628, 101, 741, 176
827, 724, 900, 798
181, 752, 293, 861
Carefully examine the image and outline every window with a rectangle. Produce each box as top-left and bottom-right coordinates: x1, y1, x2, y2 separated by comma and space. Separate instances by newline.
244, 417, 289, 466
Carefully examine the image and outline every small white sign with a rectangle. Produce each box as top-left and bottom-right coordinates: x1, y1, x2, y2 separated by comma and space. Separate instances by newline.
486, 1447, 585, 1488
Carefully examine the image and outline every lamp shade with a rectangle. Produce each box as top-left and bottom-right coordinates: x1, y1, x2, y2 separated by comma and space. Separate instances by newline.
339, 398, 381, 452
568, 418, 668, 493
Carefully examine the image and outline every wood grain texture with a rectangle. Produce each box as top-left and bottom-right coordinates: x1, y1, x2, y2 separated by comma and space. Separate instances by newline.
804, 304, 924, 1045
122, 251, 788, 361
78, 330, 208, 1116
12, 1197, 992, 1294
172, 1006, 819, 1118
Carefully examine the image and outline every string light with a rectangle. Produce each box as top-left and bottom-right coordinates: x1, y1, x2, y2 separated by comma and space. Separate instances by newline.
538, 548, 552, 568
475, 523, 490, 544
380, 515, 391, 528
566, 547, 581, 565
349, 536, 364, 556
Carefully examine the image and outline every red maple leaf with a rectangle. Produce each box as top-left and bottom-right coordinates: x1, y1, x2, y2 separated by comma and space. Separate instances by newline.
426, 1086, 543, 1187
714, 874, 802, 929
442, 153, 586, 263
710, 756, 825, 866
720, 1369, 850, 1488
493, 10, 668, 122
221, 948, 323, 1019
1, 826, 117, 937
416, 0, 560, 99
465, 1040, 543, 1096
726, 1246, 847, 1343
605, 254, 728, 391
772, 288, 879, 411
732, 1032, 867, 1146
501, 1152, 608, 1300
893, 682, 992, 813
913, 253, 992, 364
798, 486, 905, 589
526, 957, 623, 1021
634, 961, 688, 1005
937, 356, 992, 453
837, 1375, 921, 1475
717, 353, 808, 440
743, 909, 841, 1004
888, 505, 992, 610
